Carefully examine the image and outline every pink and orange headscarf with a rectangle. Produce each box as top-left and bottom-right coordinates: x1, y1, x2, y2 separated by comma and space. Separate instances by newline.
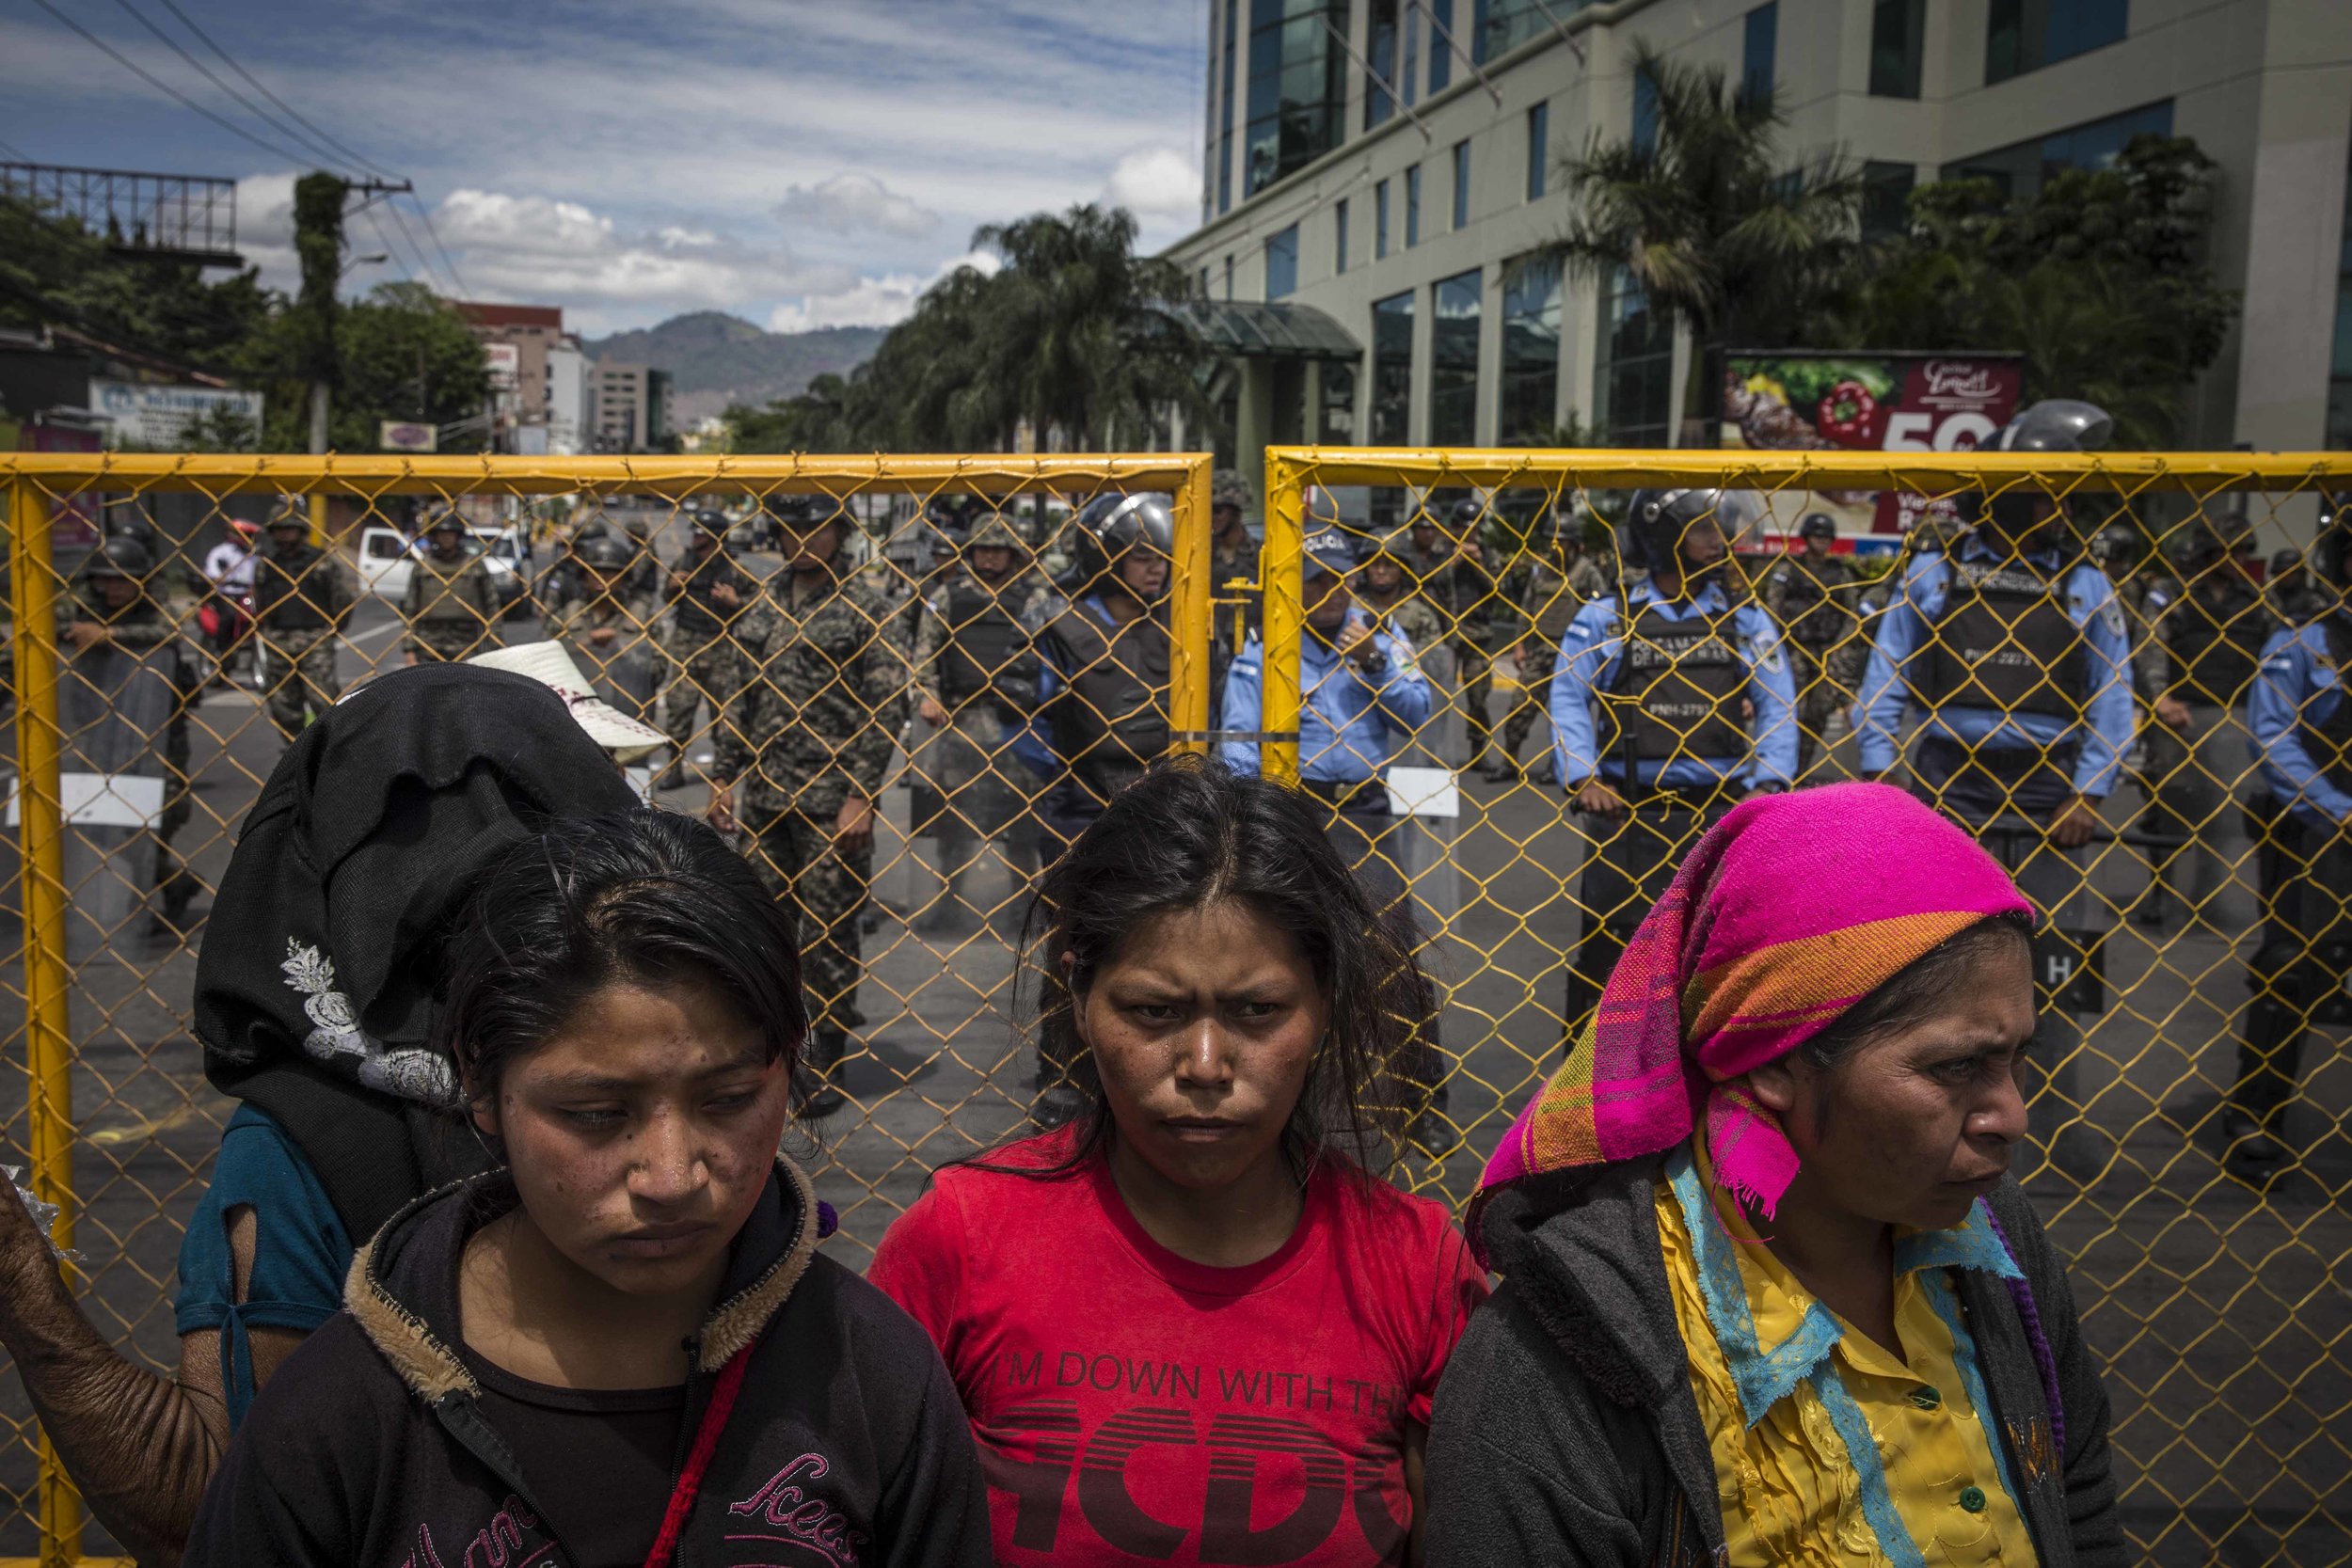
1479, 783, 2032, 1217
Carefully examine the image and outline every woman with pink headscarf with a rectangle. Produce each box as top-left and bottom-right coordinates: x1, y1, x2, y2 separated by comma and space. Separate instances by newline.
1424, 783, 2124, 1567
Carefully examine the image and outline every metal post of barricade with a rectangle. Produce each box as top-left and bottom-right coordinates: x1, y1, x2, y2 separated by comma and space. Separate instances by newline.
1170, 458, 1214, 753
1260, 452, 1305, 785
7, 475, 83, 1566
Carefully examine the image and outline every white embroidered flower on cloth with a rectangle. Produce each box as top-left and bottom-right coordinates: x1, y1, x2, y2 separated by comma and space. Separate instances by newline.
280, 938, 456, 1105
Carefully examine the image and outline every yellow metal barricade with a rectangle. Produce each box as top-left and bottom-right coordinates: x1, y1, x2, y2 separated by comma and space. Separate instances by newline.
1263, 445, 2352, 1568
0, 451, 1210, 1563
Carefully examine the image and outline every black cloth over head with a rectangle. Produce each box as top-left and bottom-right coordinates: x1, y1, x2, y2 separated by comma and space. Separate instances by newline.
196, 662, 638, 1242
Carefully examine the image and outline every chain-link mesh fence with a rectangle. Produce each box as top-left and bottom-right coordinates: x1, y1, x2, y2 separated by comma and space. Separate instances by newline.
1260, 444, 2352, 1568
3, 446, 2351, 1563
0, 451, 1212, 1563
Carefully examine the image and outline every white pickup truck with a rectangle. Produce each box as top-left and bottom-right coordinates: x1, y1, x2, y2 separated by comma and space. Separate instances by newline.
357, 525, 532, 615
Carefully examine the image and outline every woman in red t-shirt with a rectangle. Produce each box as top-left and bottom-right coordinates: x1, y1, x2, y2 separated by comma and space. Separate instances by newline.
871, 759, 1489, 1567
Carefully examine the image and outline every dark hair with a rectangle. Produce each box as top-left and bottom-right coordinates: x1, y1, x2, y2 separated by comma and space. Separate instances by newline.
436, 809, 807, 1100
996, 757, 1433, 1179
1799, 911, 2035, 1074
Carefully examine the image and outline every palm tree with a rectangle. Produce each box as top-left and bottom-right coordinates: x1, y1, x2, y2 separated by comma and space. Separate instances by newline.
1530, 41, 1859, 443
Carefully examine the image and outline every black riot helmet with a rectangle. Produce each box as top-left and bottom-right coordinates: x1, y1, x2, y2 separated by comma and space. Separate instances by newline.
1980, 399, 2112, 543
1623, 488, 1757, 582
2099, 522, 2144, 569
691, 507, 732, 539
1798, 513, 1836, 545
578, 532, 634, 573
86, 534, 153, 581
1073, 492, 1175, 594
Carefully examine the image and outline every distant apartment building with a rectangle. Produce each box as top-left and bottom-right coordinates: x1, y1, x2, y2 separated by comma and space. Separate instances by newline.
1169, 0, 2352, 488
591, 362, 673, 452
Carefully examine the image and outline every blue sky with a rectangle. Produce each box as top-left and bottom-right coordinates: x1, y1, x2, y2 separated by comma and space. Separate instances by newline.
1, 0, 1208, 336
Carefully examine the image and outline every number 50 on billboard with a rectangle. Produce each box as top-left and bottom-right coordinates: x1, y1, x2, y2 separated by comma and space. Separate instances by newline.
1721, 352, 2023, 555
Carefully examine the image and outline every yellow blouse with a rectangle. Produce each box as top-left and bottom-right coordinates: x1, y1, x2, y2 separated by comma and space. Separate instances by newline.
1656, 1143, 2038, 1567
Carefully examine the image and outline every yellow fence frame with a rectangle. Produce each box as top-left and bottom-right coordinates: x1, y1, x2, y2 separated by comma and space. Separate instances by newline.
0, 450, 1211, 1567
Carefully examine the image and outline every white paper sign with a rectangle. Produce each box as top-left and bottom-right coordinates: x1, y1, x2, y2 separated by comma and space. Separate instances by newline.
1384, 766, 1460, 819
5, 772, 168, 829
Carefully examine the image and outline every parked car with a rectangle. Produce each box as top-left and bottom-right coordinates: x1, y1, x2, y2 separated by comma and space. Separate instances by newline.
357, 525, 532, 618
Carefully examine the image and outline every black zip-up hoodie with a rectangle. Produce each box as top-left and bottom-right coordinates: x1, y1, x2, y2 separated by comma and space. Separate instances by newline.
185, 1158, 992, 1568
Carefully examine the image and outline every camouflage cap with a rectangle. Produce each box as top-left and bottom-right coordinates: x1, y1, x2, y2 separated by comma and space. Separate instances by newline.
1212, 469, 1251, 512
964, 512, 1026, 552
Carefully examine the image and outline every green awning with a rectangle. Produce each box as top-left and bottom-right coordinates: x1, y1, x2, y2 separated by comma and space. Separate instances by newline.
1150, 298, 1361, 362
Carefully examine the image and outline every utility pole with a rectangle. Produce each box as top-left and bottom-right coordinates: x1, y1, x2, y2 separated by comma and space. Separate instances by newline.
291, 172, 413, 540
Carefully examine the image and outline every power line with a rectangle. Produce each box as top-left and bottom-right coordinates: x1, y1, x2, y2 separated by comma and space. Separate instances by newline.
359, 202, 419, 285
382, 193, 454, 296
145, 0, 400, 181
408, 192, 469, 300
22, 0, 314, 166
104, 0, 362, 175
0, 135, 31, 161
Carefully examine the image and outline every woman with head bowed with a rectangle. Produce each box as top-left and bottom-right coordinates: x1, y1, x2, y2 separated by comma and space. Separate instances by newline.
1425, 782, 2124, 1568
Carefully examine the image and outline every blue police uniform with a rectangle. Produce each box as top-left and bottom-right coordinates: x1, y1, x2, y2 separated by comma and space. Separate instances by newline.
1217, 610, 1433, 784
1548, 576, 1799, 1033
1855, 533, 2135, 804
2249, 619, 2352, 832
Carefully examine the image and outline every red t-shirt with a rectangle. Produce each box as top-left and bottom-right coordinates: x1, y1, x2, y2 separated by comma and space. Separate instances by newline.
868, 1130, 1489, 1567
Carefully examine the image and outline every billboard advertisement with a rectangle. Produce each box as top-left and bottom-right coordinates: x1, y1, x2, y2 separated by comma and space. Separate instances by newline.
380, 420, 437, 452
1722, 352, 2023, 555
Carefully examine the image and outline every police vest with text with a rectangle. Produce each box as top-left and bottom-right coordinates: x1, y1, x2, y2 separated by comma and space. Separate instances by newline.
1915, 555, 2088, 722
938, 579, 1031, 710
1599, 604, 1747, 763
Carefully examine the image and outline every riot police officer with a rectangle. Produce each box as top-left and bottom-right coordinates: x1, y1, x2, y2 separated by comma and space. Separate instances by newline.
1766, 513, 1864, 775
1492, 509, 1608, 784
548, 531, 666, 721
2228, 507, 2352, 1178
400, 510, 502, 662
2137, 520, 2273, 929
248, 498, 354, 743
1409, 499, 1502, 770
909, 511, 1052, 936
1550, 487, 1799, 1035
1854, 398, 2134, 1180
1032, 492, 1176, 856
657, 508, 769, 788
708, 497, 909, 1117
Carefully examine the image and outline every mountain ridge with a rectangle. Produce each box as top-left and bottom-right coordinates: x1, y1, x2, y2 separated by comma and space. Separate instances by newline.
582, 310, 884, 425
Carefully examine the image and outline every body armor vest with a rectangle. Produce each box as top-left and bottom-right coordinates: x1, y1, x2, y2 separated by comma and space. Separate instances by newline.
1915, 555, 2088, 721
256, 546, 335, 630
2164, 574, 2267, 705
938, 580, 1030, 705
1048, 601, 1171, 778
1599, 602, 1747, 764
1778, 558, 1855, 648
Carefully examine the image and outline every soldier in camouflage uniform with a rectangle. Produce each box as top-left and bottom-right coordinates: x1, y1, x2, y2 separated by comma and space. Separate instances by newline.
1762, 514, 1865, 775
709, 497, 910, 1117
909, 512, 1054, 937
1354, 528, 1444, 656
548, 532, 668, 721
1209, 469, 1261, 646
400, 511, 503, 662
656, 508, 770, 786
1409, 499, 1503, 770
61, 536, 200, 924
250, 499, 354, 744
1493, 511, 1609, 782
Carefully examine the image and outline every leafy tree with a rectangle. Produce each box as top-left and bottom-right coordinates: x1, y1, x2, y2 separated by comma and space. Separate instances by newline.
242, 280, 490, 451
0, 192, 273, 374
725, 372, 860, 452
1827, 136, 2236, 446
1529, 41, 1859, 441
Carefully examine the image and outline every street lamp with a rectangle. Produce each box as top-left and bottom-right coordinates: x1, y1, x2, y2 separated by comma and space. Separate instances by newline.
340, 252, 389, 279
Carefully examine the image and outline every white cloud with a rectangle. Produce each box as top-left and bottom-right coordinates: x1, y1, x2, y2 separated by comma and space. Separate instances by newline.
766, 249, 1000, 334
1104, 147, 1200, 225
775, 173, 940, 239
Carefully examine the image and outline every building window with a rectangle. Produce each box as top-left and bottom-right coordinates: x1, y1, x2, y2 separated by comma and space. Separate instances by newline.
1265, 224, 1300, 299
1224, 254, 1235, 301
1217, 0, 1239, 212
1373, 291, 1415, 444
1199, 264, 1211, 297
1376, 178, 1391, 258
1946, 100, 2170, 199
1334, 198, 1350, 274
1632, 65, 1660, 155
1366, 0, 1398, 129
1428, 0, 1454, 93
2327, 147, 2352, 448
1403, 5, 1422, 107
1501, 255, 1562, 441
1472, 0, 1548, 64
1406, 165, 1422, 246
1246, 0, 1349, 198
1740, 3, 1777, 104
1596, 267, 1674, 447
1868, 0, 1925, 98
1431, 268, 1482, 444
1322, 360, 1359, 443
1452, 140, 1472, 230
1860, 161, 1915, 240
1988, 0, 2129, 85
